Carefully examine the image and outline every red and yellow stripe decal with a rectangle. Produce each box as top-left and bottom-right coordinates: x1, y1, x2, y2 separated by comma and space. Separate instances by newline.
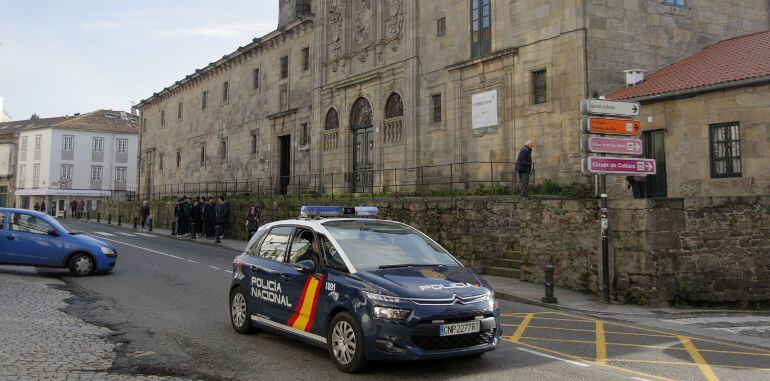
287, 274, 326, 332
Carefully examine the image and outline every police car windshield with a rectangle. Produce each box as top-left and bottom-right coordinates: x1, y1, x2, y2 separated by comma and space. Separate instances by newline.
322, 220, 458, 270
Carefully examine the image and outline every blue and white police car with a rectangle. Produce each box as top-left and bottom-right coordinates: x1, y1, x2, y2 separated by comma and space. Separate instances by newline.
229, 206, 500, 372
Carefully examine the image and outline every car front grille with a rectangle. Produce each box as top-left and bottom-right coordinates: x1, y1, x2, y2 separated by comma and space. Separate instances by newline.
412, 328, 495, 351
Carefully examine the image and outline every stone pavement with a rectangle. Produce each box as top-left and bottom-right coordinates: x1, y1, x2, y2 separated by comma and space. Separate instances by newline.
0, 270, 191, 381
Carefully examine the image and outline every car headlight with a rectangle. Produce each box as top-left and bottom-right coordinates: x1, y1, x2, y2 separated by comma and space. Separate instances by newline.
373, 306, 412, 320
100, 247, 114, 255
363, 292, 409, 304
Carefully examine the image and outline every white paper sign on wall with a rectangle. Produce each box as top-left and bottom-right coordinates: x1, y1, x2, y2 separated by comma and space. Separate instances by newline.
471, 90, 498, 137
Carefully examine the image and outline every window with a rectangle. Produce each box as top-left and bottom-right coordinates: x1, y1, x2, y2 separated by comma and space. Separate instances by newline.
202, 90, 208, 109
300, 123, 309, 145
320, 234, 348, 272
470, 0, 491, 58
250, 132, 258, 154
92, 137, 104, 152
280, 55, 289, 79
431, 94, 442, 123
220, 139, 228, 159
34, 135, 42, 151
325, 108, 339, 130
19, 165, 25, 182
21, 136, 27, 152
200, 145, 206, 164
177, 101, 183, 120
115, 167, 127, 182
253, 69, 260, 90
385, 93, 404, 119
159, 153, 164, 172
91, 166, 103, 181
663, 0, 686, 7
709, 122, 742, 178
223, 81, 229, 102
142, 118, 147, 133
302, 47, 310, 71
437, 17, 446, 37
532, 69, 547, 104
33, 164, 40, 181
176, 151, 181, 168
0, 186, 7, 208
258, 226, 293, 261
61, 164, 73, 180
161, 110, 165, 126
288, 228, 316, 265
9, 213, 54, 235
116, 138, 128, 153
63, 135, 74, 151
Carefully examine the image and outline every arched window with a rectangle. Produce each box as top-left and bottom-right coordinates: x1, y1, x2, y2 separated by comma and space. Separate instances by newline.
324, 108, 339, 130
384, 93, 403, 119
350, 98, 373, 130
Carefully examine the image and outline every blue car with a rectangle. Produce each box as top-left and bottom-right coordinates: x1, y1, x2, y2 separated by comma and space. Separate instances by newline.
229, 206, 500, 373
0, 208, 117, 276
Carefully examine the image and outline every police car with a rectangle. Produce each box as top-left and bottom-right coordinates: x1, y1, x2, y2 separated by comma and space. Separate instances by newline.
229, 206, 500, 373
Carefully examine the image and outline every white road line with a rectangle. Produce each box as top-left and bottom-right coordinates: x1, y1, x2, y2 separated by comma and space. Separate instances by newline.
94, 232, 116, 237
117, 232, 137, 237
661, 316, 770, 325
88, 235, 184, 260
135, 233, 156, 237
630, 377, 655, 381
517, 347, 589, 367
224, 270, 233, 274
187, 259, 200, 264
208, 265, 221, 270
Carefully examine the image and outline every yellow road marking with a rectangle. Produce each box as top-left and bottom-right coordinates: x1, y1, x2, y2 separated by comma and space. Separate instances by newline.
509, 313, 533, 343
679, 336, 719, 381
530, 316, 597, 323
502, 323, 679, 339
517, 336, 595, 345
575, 357, 770, 372
596, 320, 607, 365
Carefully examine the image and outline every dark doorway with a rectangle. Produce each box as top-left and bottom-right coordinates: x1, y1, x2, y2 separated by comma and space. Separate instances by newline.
350, 98, 374, 193
279, 135, 291, 195
643, 130, 667, 198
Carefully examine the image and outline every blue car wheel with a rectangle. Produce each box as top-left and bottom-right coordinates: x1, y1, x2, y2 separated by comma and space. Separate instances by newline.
68, 253, 94, 277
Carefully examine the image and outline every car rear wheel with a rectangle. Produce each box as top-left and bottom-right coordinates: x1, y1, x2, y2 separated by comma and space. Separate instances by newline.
68, 253, 94, 277
328, 312, 368, 373
230, 287, 255, 334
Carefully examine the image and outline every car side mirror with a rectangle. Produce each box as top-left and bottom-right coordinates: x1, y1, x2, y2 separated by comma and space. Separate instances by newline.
294, 259, 316, 274
47, 230, 60, 237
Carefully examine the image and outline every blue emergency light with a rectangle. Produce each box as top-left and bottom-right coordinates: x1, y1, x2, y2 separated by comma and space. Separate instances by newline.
300, 206, 379, 218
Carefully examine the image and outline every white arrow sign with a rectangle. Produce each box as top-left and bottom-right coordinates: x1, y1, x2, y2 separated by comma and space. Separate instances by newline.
580, 99, 641, 117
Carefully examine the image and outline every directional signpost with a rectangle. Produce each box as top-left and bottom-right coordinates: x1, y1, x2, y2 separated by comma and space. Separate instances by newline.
579, 98, 651, 303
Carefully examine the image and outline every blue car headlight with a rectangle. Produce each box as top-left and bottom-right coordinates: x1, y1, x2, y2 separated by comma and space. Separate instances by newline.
100, 247, 115, 255
373, 306, 412, 320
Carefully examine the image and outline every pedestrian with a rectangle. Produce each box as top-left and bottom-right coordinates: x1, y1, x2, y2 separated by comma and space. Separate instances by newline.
190, 199, 203, 238
515, 140, 534, 198
70, 200, 78, 218
173, 198, 184, 235
40, 201, 46, 214
216, 195, 230, 239
246, 206, 262, 238
139, 201, 150, 229
77, 199, 85, 218
33, 202, 40, 211
181, 197, 192, 236
203, 197, 217, 239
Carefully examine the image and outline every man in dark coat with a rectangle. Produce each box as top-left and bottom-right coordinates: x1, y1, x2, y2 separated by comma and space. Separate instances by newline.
216, 196, 230, 239
203, 197, 217, 239
139, 201, 150, 229
190, 199, 203, 238
173, 198, 183, 235
515, 140, 534, 198
70, 200, 78, 218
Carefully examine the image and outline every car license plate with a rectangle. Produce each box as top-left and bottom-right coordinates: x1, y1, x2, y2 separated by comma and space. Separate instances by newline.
439, 320, 481, 336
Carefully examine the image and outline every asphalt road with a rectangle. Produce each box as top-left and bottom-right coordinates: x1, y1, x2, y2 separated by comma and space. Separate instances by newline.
14, 220, 770, 381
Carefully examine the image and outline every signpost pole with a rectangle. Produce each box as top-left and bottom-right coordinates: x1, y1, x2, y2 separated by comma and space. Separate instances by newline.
600, 175, 610, 303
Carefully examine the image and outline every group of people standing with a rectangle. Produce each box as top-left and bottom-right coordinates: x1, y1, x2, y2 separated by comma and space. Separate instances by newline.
172, 196, 231, 240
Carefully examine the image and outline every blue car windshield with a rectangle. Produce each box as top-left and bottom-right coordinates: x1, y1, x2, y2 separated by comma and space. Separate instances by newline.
322, 220, 458, 270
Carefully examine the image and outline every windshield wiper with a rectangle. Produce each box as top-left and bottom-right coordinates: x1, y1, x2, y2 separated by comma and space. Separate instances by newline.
378, 264, 441, 269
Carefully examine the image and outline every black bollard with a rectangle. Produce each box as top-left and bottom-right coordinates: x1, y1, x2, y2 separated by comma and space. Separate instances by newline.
97, 213, 101, 223
214, 225, 221, 243
148, 218, 153, 232
108, 214, 112, 225
87, 211, 91, 221
132, 216, 137, 230
542, 264, 558, 304
118, 215, 122, 227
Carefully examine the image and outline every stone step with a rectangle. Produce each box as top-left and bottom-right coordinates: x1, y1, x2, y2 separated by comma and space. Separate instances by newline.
491, 259, 521, 269
502, 250, 522, 260
484, 266, 521, 278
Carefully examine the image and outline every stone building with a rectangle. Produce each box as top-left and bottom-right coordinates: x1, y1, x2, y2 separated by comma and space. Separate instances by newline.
608, 30, 770, 197
136, 0, 769, 196
0, 131, 18, 207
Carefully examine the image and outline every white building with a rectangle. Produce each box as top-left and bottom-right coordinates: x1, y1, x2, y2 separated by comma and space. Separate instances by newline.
0, 97, 11, 122
14, 110, 139, 212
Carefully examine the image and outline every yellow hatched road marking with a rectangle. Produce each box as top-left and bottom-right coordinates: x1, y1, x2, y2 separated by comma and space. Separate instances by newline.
502, 323, 679, 339
596, 321, 607, 365
679, 336, 719, 381
574, 357, 770, 371
509, 313, 533, 343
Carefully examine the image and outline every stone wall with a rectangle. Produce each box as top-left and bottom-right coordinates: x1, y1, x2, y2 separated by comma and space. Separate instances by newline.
96, 194, 770, 305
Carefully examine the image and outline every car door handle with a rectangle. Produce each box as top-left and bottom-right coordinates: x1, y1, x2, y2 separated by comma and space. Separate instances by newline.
6, 235, 14, 240
249, 265, 278, 274
280, 274, 292, 281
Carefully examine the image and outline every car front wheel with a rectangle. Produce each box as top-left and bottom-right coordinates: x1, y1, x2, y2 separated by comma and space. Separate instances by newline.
230, 287, 255, 334
328, 312, 368, 373
68, 253, 94, 276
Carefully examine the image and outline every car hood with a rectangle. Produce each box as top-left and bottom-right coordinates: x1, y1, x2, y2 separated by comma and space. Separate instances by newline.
356, 265, 490, 299
69, 233, 112, 250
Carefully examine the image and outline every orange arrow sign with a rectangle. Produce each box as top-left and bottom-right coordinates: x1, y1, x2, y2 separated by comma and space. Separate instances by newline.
581, 117, 641, 135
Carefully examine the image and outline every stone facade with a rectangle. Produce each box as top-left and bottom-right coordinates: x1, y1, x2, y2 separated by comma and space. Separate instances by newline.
136, 0, 769, 196
0, 134, 16, 207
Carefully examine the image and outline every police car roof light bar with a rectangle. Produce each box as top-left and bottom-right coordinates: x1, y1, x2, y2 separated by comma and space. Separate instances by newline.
300, 206, 379, 218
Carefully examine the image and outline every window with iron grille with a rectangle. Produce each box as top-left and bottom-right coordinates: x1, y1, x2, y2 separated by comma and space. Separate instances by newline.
385, 93, 404, 119
325, 109, 339, 130
532, 69, 547, 104
663, 0, 686, 7
302, 48, 310, 71
281, 56, 289, 79
202, 91, 208, 109
253, 69, 260, 90
431, 94, 442, 123
470, 0, 491, 58
437, 17, 446, 37
709, 122, 741, 178
223, 81, 229, 102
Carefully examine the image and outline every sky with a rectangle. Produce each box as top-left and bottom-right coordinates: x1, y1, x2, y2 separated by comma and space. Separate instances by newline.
0, 0, 279, 120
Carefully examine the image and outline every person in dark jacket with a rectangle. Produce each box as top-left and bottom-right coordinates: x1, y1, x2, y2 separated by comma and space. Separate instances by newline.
216, 196, 230, 239
515, 140, 534, 198
70, 200, 78, 218
190, 199, 203, 238
33, 202, 40, 211
246, 206, 262, 238
203, 197, 217, 239
181, 197, 192, 236
173, 198, 183, 235
139, 201, 150, 229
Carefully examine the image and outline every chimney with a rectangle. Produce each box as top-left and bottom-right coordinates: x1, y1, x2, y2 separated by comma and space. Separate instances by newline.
120, 111, 128, 120
624, 69, 646, 87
